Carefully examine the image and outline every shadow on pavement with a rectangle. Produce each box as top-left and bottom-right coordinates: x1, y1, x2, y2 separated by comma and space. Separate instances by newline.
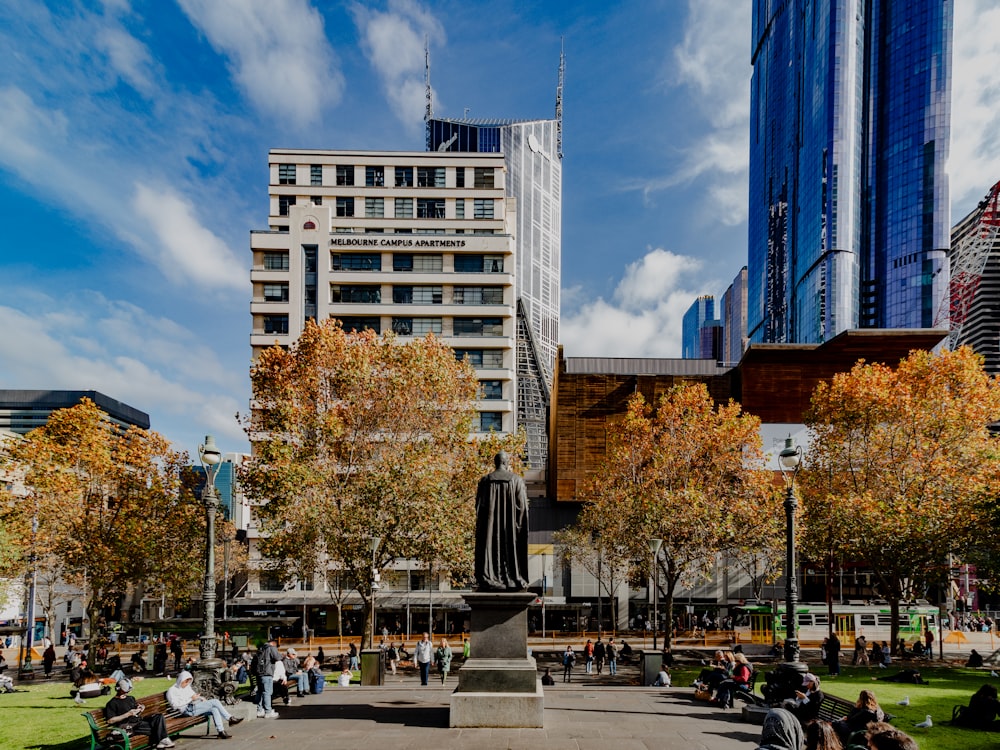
258, 700, 451, 728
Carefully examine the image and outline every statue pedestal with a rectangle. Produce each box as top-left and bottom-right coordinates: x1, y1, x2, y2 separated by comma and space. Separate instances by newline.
449, 591, 543, 728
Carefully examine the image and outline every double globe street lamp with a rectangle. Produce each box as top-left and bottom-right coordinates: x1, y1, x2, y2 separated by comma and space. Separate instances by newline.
778, 436, 805, 671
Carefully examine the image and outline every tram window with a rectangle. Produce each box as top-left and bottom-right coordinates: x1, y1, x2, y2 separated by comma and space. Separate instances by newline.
814, 614, 829, 626
860, 614, 876, 626
877, 615, 892, 627
798, 615, 813, 626
899, 615, 911, 627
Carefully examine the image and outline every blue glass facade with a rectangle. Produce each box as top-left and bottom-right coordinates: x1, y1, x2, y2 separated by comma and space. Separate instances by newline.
682, 295, 717, 359
748, 0, 952, 344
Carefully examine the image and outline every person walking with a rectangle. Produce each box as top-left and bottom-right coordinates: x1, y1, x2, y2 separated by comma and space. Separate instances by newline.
594, 638, 606, 675
435, 638, 453, 685
414, 633, 434, 686
562, 645, 575, 683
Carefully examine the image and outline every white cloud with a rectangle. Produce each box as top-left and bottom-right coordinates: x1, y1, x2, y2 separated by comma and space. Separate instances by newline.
131, 183, 246, 291
561, 248, 722, 358
177, 0, 343, 129
95, 25, 158, 95
950, 1, 1000, 214
352, 0, 445, 129
0, 297, 246, 450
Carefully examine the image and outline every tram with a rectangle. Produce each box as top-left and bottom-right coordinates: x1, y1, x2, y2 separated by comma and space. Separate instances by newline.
734, 602, 939, 645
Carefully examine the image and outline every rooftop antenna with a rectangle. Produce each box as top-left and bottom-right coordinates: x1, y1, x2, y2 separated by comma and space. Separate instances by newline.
424, 35, 433, 151
555, 37, 564, 160
463, 107, 470, 119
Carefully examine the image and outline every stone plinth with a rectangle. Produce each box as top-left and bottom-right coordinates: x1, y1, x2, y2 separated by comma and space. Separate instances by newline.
449, 590, 543, 728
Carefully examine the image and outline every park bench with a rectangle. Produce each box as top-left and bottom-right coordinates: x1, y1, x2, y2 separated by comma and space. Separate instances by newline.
815, 693, 895, 724
83, 691, 211, 750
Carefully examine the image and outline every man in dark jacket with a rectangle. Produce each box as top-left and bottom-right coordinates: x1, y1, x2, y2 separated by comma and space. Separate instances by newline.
105, 679, 173, 749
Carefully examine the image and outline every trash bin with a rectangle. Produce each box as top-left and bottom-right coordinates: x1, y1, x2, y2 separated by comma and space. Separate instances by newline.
641, 651, 663, 686
360, 649, 384, 686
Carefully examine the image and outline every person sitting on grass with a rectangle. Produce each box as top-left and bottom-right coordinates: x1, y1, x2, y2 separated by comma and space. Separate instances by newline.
966, 649, 984, 668
953, 684, 1000, 730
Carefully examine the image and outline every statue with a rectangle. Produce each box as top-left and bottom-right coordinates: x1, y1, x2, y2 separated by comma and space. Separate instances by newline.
474, 451, 529, 590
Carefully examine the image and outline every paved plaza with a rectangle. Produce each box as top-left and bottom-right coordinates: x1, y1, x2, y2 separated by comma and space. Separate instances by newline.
182, 684, 760, 750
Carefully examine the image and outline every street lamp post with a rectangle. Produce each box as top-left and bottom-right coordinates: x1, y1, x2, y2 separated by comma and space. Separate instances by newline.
778, 436, 805, 670
192, 435, 236, 701
370, 536, 381, 649
648, 538, 662, 649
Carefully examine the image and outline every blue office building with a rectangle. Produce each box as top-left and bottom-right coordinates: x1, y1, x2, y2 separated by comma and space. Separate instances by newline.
682, 295, 718, 359
748, 0, 953, 344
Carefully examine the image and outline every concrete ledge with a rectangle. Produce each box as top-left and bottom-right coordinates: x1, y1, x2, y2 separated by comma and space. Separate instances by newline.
449, 684, 544, 727
742, 704, 769, 724
455, 657, 538, 693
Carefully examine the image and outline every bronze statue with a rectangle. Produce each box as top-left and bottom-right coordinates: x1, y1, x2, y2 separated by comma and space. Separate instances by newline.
474, 451, 529, 590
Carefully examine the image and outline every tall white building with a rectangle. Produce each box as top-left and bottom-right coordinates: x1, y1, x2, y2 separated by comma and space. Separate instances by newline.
250, 149, 518, 436
427, 118, 562, 471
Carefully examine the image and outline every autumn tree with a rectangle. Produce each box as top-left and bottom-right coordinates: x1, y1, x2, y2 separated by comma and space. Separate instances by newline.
0, 399, 206, 636
240, 320, 522, 647
574, 384, 777, 648
553, 525, 630, 631
799, 346, 1000, 652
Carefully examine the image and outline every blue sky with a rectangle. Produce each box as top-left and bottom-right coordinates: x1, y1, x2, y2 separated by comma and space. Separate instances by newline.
1, 0, 999, 456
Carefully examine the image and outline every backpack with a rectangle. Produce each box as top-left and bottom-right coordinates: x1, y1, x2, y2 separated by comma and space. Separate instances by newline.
256, 647, 273, 676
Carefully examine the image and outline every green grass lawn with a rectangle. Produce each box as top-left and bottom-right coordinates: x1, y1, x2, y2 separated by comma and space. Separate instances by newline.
670, 663, 999, 750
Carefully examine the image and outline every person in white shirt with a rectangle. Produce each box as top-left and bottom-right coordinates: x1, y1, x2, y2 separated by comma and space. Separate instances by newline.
165, 671, 241, 739
413, 633, 434, 686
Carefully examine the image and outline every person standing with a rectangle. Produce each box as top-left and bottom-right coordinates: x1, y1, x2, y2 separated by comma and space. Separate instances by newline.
254, 638, 282, 718
414, 633, 434, 686
435, 638, 453, 685
594, 638, 606, 675
42, 642, 57, 678
169, 637, 183, 673
607, 638, 618, 676
562, 645, 575, 683
826, 632, 841, 676
853, 635, 869, 666
106, 678, 175, 748
583, 639, 594, 674
924, 628, 934, 660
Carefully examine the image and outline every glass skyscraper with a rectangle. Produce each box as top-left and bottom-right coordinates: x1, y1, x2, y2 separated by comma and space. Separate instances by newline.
748, 0, 953, 344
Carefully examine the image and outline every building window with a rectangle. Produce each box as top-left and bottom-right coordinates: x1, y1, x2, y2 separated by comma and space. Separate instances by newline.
453, 317, 503, 337
417, 198, 445, 219
336, 165, 354, 186
453, 286, 503, 305
392, 317, 442, 335
417, 166, 445, 187
454, 254, 504, 273
455, 168, 465, 188
262, 315, 289, 335
310, 197, 322, 206
366, 166, 385, 187
330, 284, 381, 303
334, 316, 381, 333
278, 195, 296, 216
336, 197, 355, 217
479, 380, 503, 400
395, 167, 413, 187
474, 168, 494, 188
455, 349, 504, 368
331, 252, 381, 271
259, 571, 284, 591
278, 164, 296, 185
455, 198, 465, 219
394, 198, 413, 218
310, 165, 323, 186
263, 283, 289, 302
263, 251, 290, 270
478, 411, 503, 431
393, 285, 442, 304
473, 199, 494, 219
392, 253, 442, 272
365, 197, 384, 218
